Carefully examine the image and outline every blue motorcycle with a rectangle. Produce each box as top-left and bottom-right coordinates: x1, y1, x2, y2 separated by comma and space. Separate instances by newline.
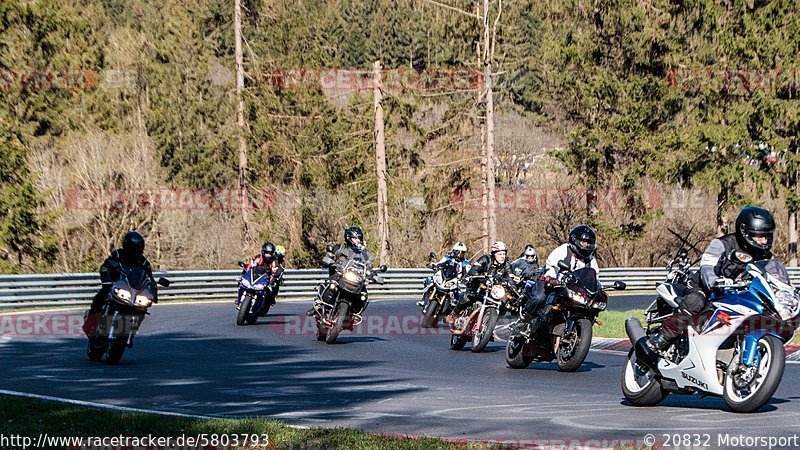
235, 262, 276, 325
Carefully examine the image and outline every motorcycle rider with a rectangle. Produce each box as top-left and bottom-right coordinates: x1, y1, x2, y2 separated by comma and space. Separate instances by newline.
417, 242, 471, 307
307, 226, 373, 316
636, 205, 789, 368
447, 241, 512, 321
82, 231, 157, 336
248, 242, 283, 288
271, 245, 286, 299
511, 225, 600, 335
511, 244, 541, 282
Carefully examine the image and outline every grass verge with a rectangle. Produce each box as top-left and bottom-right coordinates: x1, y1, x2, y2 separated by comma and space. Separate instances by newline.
593, 310, 800, 345
0, 395, 465, 450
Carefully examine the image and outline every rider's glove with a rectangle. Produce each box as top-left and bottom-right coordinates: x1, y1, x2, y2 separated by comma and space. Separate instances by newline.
544, 276, 560, 289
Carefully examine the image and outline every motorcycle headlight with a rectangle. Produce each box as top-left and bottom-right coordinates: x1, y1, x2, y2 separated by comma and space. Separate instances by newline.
774, 288, 799, 321
490, 285, 506, 300
343, 271, 363, 284
240, 278, 251, 288
254, 284, 265, 291
114, 288, 132, 301
567, 289, 587, 306
592, 301, 607, 311
134, 295, 153, 308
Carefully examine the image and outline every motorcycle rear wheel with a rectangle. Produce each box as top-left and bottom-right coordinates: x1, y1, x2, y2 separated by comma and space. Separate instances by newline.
506, 336, 534, 369
621, 348, 667, 406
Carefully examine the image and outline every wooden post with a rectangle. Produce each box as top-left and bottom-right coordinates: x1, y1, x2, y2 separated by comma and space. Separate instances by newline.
483, 0, 497, 245
235, 0, 250, 231
374, 61, 390, 264
791, 151, 798, 266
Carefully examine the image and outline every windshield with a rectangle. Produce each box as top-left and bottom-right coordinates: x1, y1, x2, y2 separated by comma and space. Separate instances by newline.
119, 263, 149, 291
566, 267, 600, 295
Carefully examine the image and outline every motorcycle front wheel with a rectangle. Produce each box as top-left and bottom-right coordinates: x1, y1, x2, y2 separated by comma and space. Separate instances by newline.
556, 318, 592, 372
723, 334, 785, 413
421, 291, 440, 328
236, 294, 253, 326
87, 337, 105, 361
326, 302, 349, 344
471, 308, 499, 353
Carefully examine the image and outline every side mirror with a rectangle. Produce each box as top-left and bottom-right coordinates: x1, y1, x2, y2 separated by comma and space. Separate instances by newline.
613, 280, 626, 291
157, 277, 171, 287
325, 245, 335, 253
379, 264, 388, 273
557, 261, 570, 272
428, 252, 437, 260
321, 256, 335, 268
238, 261, 247, 269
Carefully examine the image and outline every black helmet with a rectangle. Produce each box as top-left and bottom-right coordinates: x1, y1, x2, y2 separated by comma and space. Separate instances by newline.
122, 231, 145, 260
261, 242, 276, 259
735, 206, 775, 258
344, 226, 365, 249
568, 225, 597, 260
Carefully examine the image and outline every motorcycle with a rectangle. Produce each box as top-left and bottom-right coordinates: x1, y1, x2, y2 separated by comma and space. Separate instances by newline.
235, 261, 279, 325
420, 252, 465, 328
313, 247, 387, 344
450, 274, 518, 353
87, 267, 170, 364
622, 252, 800, 413
506, 261, 627, 371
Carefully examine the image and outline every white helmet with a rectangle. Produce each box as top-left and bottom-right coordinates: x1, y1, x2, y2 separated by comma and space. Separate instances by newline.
451, 242, 467, 260
490, 241, 507, 253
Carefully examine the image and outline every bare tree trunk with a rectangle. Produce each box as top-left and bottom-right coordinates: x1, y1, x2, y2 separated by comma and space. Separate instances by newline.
483, 0, 497, 245
235, 0, 250, 233
373, 61, 390, 265
716, 186, 728, 237
790, 210, 797, 267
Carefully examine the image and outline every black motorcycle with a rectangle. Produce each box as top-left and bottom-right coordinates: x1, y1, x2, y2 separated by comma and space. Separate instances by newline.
87, 266, 170, 364
506, 261, 626, 371
313, 248, 387, 344
419, 252, 465, 328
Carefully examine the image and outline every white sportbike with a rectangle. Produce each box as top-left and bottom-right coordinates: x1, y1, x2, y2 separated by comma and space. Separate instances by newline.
623, 258, 799, 412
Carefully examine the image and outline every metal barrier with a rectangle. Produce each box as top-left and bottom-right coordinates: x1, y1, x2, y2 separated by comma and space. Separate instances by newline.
3, 267, 800, 309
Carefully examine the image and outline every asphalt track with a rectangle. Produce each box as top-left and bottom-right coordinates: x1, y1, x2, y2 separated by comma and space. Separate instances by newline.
2, 297, 800, 448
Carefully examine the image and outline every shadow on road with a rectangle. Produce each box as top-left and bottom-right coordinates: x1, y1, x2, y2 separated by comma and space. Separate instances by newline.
0, 331, 424, 419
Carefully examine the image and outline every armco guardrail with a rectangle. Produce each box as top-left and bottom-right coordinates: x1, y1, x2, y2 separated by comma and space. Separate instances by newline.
2, 267, 800, 309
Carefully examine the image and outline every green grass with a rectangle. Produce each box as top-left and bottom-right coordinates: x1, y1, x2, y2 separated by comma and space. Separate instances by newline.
593, 309, 642, 339
592, 310, 800, 345
0, 395, 550, 450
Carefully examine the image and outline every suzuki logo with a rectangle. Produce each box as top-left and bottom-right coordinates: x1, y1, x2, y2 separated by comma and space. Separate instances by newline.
681, 371, 709, 390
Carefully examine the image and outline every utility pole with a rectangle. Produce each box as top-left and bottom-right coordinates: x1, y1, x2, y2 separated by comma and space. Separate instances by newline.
235, 0, 250, 232
374, 61, 390, 264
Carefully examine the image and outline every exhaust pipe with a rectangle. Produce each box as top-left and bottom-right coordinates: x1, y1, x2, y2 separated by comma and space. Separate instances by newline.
625, 317, 646, 344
